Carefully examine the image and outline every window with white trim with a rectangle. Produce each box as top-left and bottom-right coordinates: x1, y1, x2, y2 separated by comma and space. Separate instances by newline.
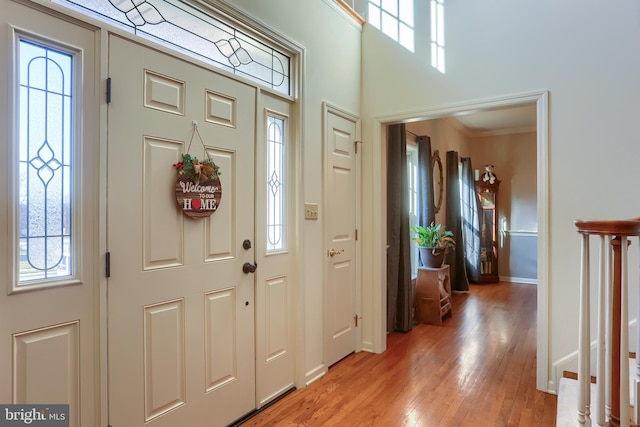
407, 143, 419, 277
430, 0, 446, 73
368, 0, 415, 52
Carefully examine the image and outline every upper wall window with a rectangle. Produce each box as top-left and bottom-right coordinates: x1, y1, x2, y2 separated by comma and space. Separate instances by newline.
430, 0, 445, 73
368, 0, 414, 52
52, 0, 291, 95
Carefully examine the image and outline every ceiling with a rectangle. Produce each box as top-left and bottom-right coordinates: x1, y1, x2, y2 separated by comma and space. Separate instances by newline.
453, 104, 537, 133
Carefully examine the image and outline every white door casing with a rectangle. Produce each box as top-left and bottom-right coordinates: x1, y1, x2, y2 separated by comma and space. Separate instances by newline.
323, 103, 361, 368
107, 35, 256, 427
0, 2, 98, 427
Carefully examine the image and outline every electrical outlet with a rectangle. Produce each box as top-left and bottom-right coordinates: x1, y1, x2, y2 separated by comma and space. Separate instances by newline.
305, 203, 319, 220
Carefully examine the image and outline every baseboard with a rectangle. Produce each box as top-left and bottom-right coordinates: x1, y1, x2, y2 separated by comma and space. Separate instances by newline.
304, 364, 326, 386
359, 340, 375, 353
501, 276, 537, 285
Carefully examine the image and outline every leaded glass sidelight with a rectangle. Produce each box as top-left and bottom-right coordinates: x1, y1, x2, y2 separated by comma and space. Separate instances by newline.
266, 115, 286, 252
17, 40, 73, 284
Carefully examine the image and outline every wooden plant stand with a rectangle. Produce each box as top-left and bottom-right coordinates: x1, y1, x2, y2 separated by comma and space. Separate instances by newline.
414, 265, 452, 326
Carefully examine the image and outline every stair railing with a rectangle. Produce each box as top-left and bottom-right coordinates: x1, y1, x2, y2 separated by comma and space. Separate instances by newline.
575, 218, 640, 427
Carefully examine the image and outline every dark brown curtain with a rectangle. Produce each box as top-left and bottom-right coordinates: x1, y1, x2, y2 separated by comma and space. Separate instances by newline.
417, 136, 435, 242
460, 157, 482, 282
444, 151, 470, 291
386, 124, 412, 332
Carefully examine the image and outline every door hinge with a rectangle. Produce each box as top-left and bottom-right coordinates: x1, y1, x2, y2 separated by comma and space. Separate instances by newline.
106, 77, 112, 104
355, 229, 358, 241
105, 252, 111, 278
354, 140, 362, 154
354, 314, 362, 327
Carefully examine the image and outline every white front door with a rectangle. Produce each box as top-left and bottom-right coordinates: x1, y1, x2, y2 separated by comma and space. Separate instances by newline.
324, 105, 360, 367
107, 35, 256, 427
0, 2, 98, 426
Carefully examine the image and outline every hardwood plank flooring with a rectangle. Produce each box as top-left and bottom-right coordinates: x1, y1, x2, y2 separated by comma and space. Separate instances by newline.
240, 281, 557, 426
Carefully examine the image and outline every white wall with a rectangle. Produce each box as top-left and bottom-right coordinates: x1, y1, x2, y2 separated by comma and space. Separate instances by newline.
361, 0, 640, 392
223, 0, 362, 383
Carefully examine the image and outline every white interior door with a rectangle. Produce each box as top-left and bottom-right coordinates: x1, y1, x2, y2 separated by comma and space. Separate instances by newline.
324, 105, 360, 367
107, 35, 256, 427
0, 2, 98, 426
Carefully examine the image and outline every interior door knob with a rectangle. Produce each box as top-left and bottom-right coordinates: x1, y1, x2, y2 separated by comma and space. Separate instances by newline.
242, 262, 258, 274
328, 248, 345, 257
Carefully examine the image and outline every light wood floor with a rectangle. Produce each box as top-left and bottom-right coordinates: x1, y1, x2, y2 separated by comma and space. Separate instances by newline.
240, 281, 557, 426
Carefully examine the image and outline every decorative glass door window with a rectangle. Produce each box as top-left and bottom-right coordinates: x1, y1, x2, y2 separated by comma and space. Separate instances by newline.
266, 115, 286, 252
17, 39, 73, 284
52, 0, 291, 95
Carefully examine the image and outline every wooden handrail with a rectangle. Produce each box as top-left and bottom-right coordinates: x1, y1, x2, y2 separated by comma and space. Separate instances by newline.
334, 0, 366, 25
575, 218, 640, 236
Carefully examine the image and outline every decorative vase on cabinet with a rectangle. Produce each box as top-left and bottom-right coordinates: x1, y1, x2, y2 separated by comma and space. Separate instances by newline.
475, 179, 500, 283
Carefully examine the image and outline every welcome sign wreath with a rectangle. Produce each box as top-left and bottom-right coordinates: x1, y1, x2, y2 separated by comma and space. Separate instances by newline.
174, 122, 222, 219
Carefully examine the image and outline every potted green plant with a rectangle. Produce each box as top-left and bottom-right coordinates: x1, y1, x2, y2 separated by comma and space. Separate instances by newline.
410, 222, 456, 268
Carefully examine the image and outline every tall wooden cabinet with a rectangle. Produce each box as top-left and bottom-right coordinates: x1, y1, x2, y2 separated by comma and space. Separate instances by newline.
475, 180, 500, 283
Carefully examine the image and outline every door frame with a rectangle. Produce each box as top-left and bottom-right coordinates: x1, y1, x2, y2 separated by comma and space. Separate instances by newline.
18, 0, 306, 423
368, 90, 550, 391
322, 102, 363, 369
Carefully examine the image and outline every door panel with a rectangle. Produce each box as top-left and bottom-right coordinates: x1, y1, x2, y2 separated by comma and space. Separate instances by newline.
107, 35, 256, 427
0, 3, 97, 427
143, 299, 186, 420
204, 148, 236, 261
254, 93, 295, 406
12, 321, 80, 404
143, 136, 184, 269
324, 106, 359, 367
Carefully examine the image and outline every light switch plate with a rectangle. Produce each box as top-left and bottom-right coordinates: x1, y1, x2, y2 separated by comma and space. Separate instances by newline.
305, 203, 318, 220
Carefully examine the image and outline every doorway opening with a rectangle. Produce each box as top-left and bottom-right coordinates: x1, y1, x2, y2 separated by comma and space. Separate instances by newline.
379, 90, 550, 391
